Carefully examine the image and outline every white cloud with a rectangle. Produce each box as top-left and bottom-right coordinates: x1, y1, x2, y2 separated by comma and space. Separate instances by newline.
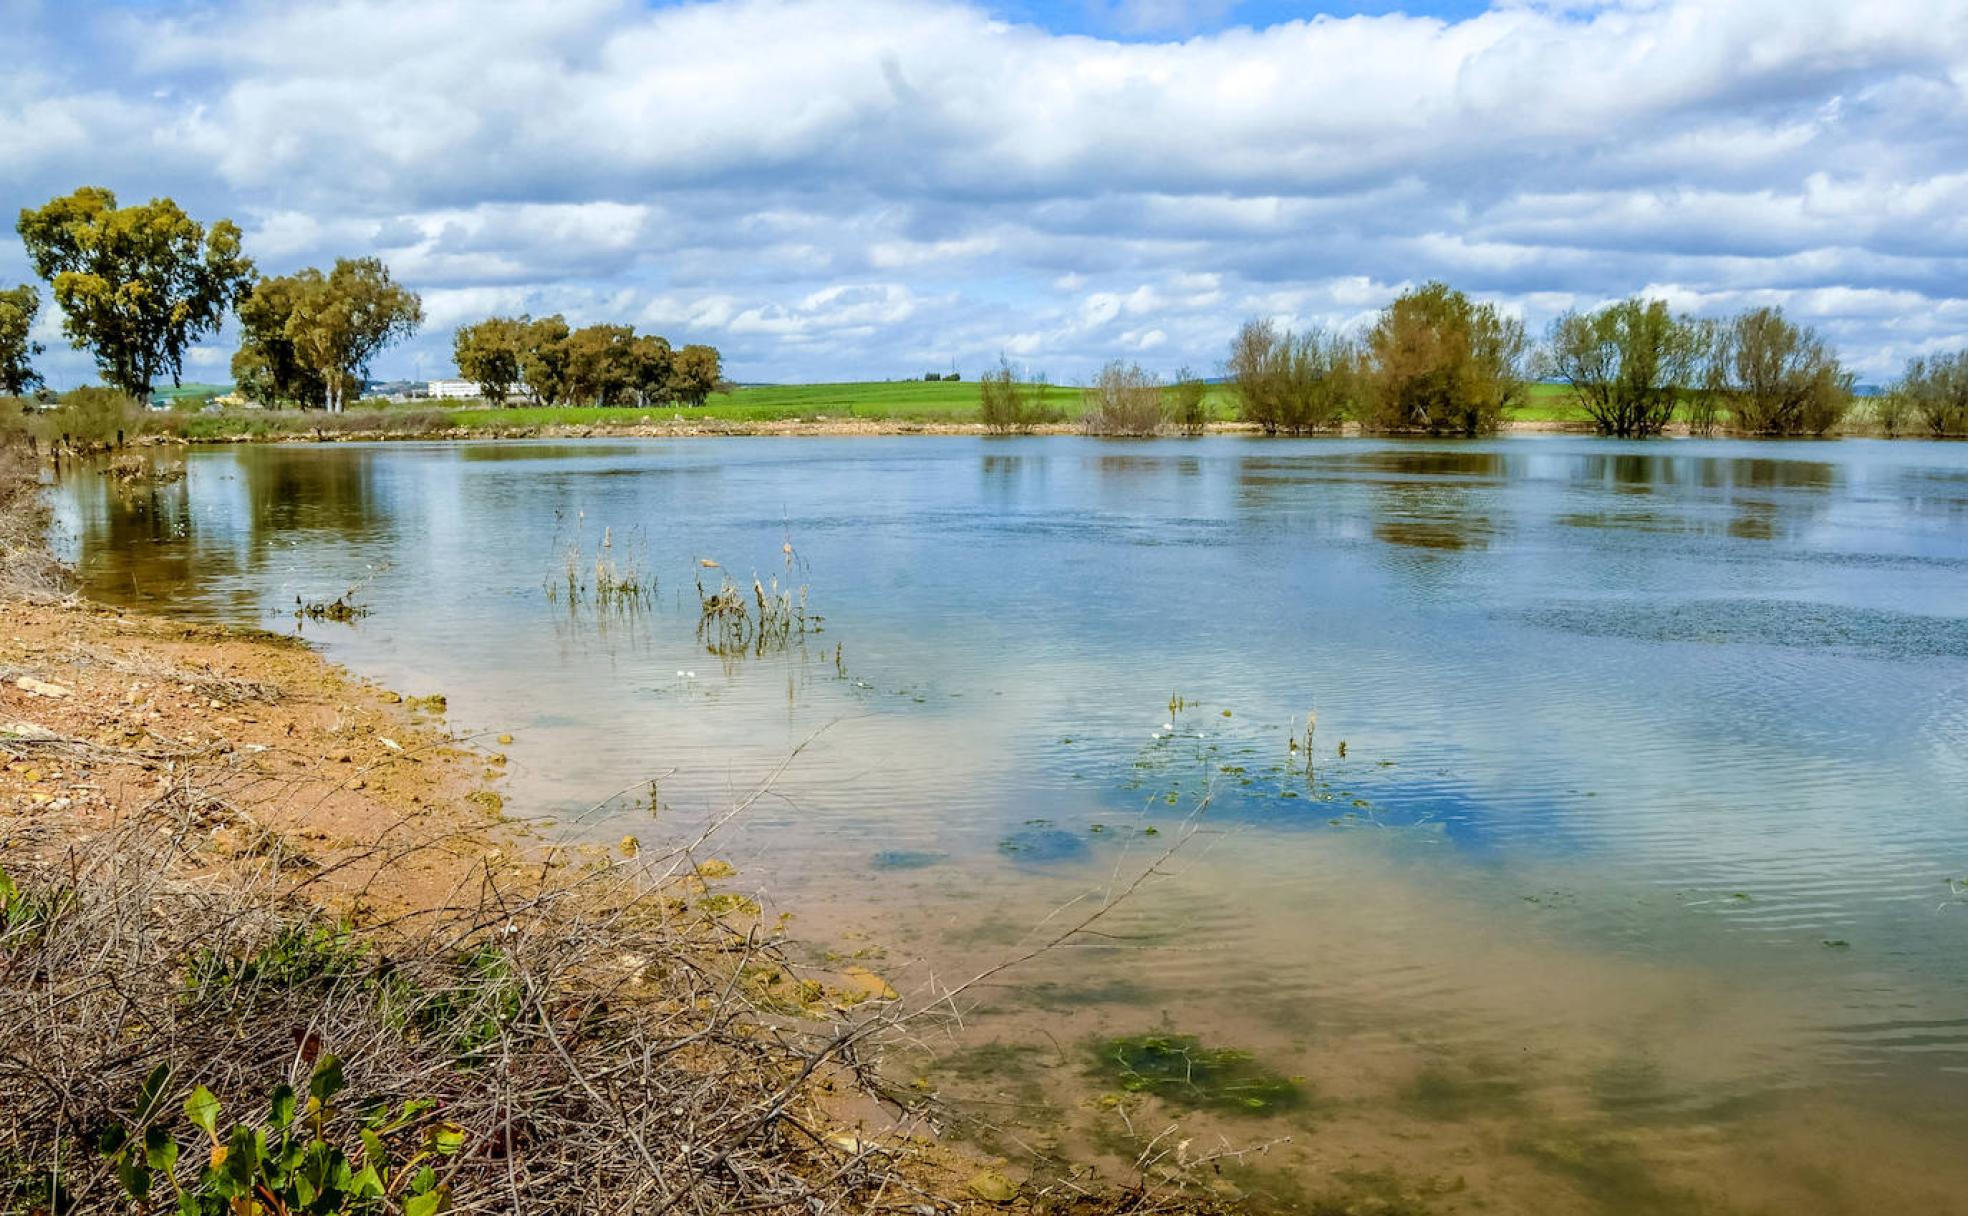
3, 0, 1967, 385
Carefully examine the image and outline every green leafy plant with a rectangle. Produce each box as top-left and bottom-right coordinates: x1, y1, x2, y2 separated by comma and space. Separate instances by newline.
0, 864, 71, 952
99, 1056, 462, 1215
185, 922, 369, 1002
1091, 1033, 1302, 1115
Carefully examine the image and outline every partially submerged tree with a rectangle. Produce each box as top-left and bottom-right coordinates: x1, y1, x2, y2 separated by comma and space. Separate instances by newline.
0, 284, 45, 398
17, 187, 254, 399
1081, 360, 1164, 436
1893, 350, 1968, 437
1361, 282, 1527, 436
284, 258, 423, 413
1545, 297, 1700, 437
1228, 319, 1360, 434
1707, 307, 1851, 436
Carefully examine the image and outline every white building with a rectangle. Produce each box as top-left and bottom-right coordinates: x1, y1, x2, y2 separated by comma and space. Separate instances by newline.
427, 379, 478, 400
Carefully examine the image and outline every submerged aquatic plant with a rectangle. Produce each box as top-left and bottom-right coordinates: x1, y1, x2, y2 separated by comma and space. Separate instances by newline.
545, 513, 655, 608
693, 551, 822, 657
1092, 1033, 1302, 1115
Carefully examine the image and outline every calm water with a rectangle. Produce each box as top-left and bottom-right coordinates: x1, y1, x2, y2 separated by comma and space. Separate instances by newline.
54, 436, 1968, 1214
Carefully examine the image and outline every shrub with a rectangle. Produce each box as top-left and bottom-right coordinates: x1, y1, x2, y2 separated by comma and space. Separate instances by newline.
1080, 361, 1164, 436
1708, 307, 1852, 436
1360, 282, 1527, 436
979, 357, 1046, 433
1544, 298, 1700, 437
1227, 320, 1357, 434
1894, 351, 1968, 437
33, 386, 144, 449
1167, 367, 1209, 435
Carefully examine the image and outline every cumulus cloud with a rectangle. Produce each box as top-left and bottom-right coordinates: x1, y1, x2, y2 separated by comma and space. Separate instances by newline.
3, 0, 1967, 385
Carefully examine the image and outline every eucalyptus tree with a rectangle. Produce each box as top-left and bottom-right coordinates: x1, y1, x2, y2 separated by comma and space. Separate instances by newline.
519, 315, 573, 406
17, 187, 254, 399
670, 344, 721, 406
453, 315, 530, 404
233, 273, 330, 407
284, 258, 422, 413
0, 284, 45, 397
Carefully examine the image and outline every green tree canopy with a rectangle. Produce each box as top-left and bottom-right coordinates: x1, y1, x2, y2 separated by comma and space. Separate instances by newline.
519, 315, 573, 406
1708, 307, 1851, 436
284, 258, 422, 413
564, 323, 637, 406
232, 273, 331, 408
1894, 350, 1968, 437
1545, 297, 1700, 438
1227, 318, 1359, 435
1362, 281, 1527, 436
454, 315, 530, 405
629, 334, 673, 407
17, 187, 254, 399
670, 344, 721, 407
0, 284, 45, 397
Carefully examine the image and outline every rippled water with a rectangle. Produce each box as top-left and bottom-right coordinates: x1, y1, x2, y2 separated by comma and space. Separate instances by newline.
53, 436, 1968, 1213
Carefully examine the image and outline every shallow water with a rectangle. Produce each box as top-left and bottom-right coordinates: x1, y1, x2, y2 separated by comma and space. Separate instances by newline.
54, 435, 1968, 1213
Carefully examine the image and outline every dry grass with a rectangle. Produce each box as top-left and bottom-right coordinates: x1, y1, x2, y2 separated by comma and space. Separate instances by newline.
0, 440, 67, 601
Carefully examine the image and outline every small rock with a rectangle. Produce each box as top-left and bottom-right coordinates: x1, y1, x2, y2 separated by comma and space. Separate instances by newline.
497, 733, 513, 745
378, 691, 401, 704
14, 676, 72, 699
620, 835, 640, 856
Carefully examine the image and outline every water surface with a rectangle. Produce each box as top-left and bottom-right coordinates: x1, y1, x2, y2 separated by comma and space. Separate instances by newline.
55, 435, 1968, 1214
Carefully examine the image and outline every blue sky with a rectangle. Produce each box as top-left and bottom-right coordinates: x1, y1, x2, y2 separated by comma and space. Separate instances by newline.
5, 0, 1968, 388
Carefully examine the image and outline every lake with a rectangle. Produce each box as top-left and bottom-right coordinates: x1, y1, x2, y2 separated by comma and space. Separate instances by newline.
53, 435, 1968, 1214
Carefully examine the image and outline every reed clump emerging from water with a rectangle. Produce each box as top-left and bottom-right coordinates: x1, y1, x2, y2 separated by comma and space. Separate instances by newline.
545, 515, 655, 609
693, 558, 819, 657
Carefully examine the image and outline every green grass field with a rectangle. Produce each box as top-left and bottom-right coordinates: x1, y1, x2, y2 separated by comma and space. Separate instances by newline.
447, 380, 1585, 427
156, 378, 1592, 437
445, 380, 1096, 428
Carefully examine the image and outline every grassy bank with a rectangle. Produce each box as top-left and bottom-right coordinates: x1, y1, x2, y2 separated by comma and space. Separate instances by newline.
18, 379, 1939, 443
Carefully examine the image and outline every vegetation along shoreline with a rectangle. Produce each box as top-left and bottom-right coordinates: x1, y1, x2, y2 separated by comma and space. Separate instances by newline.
6, 187, 1968, 451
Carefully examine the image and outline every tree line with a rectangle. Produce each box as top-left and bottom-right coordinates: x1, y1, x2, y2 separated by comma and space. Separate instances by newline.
5, 187, 418, 412
1, 188, 1961, 437
2, 187, 722, 414
1224, 282, 1872, 439
452, 317, 720, 408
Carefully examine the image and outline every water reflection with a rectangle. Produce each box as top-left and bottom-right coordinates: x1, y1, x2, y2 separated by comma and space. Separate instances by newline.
48, 433, 1968, 1214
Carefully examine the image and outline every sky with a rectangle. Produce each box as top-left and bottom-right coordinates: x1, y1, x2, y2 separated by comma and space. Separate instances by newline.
3, 0, 1967, 388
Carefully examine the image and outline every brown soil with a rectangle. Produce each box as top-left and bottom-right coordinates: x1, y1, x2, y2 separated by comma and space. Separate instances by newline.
0, 598, 518, 918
